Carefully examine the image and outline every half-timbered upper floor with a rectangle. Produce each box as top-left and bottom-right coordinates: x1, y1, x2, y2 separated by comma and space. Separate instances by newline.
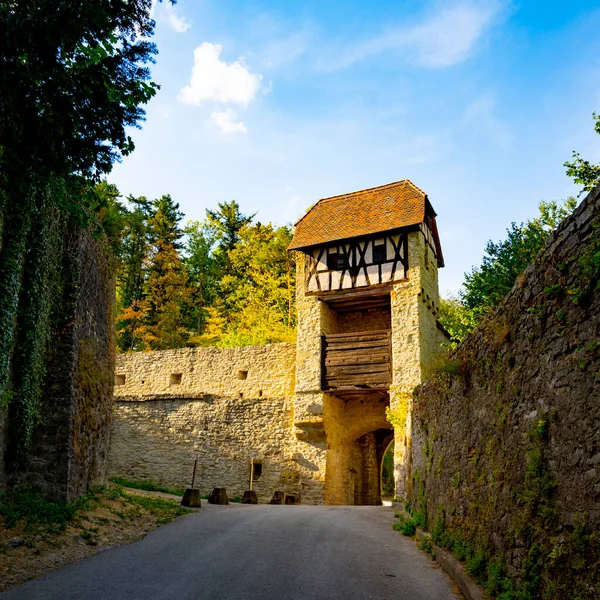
288, 180, 443, 295
304, 232, 408, 294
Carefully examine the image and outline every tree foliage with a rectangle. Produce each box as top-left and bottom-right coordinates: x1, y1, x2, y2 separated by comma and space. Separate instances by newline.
439, 297, 478, 349
564, 113, 600, 193
0, 0, 161, 193
113, 197, 296, 351
440, 199, 577, 344
0, 1, 164, 463
200, 223, 296, 347
206, 201, 255, 275
462, 199, 576, 319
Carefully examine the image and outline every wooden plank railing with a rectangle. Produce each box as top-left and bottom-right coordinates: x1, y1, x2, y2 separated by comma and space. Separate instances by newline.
322, 330, 391, 391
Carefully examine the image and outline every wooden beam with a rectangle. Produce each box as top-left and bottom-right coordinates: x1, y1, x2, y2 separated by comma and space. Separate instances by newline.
318, 285, 393, 302
324, 330, 390, 339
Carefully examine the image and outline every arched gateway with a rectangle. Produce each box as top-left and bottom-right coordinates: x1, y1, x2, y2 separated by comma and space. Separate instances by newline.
289, 180, 447, 504
108, 180, 447, 505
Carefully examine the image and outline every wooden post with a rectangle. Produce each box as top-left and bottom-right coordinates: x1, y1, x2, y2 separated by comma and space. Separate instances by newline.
249, 458, 254, 491
191, 453, 198, 489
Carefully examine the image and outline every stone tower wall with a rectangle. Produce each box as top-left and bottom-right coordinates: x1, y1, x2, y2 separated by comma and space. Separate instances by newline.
391, 229, 447, 498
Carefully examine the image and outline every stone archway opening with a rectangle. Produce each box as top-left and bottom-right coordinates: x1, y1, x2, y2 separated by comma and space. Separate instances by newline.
380, 437, 395, 501
323, 390, 393, 505
351, 427, 394, 506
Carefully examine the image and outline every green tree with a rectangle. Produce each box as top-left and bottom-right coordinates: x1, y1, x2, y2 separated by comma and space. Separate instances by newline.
137, 194, 191, 350
0, 1, 166, 460
462, 199, 576, 320
150, 195, 185, 249
92, 181, 126, 256
138, 240, 192, 350
441, 199, 577, 343
439, 297, 478, 348
564, 113, 600, 192
0, 1, 162, 193
184, 220, 219, 334
202, 223, 296, 346
206, 201, 255, 275
115, 195, 152, 351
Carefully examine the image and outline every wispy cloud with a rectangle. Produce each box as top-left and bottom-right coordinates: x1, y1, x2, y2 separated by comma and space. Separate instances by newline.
179, 42, 263, 105
152, 1, 191, 33
327, 1, 503, 70
210, 110, 248, 135
464, 94, 511, 147
259, 33, 307, 70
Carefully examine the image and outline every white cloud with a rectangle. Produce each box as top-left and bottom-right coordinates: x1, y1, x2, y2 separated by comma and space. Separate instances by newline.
329, 1, 503, 69
210, 110, 248, 135
152, 1, 191, 33
179, 43, 263, 106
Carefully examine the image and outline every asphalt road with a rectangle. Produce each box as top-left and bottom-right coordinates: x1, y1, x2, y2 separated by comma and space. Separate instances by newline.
1, 504, 460, 600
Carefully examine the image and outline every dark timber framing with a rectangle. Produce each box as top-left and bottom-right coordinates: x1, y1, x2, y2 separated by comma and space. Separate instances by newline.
304, 231, 410, 295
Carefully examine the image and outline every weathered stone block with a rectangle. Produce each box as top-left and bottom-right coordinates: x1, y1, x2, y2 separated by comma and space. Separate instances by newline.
270, 490, 284, 504
241, 490, 258, 504
181, 488, 202, 508
208, 487, 229, 505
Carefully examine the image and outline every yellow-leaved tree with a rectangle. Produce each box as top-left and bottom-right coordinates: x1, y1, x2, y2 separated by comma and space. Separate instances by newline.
196, 223, 296, 346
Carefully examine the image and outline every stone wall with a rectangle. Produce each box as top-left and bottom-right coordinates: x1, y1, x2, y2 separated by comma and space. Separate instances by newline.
114, 344, 295, 400
409, 185, 600, 598
109, 344, 310, 502
11, 225, 115, 501
0, 406, 7, 492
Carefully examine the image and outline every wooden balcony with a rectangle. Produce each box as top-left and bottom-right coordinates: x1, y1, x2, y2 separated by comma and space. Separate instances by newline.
322, 330, 392, 394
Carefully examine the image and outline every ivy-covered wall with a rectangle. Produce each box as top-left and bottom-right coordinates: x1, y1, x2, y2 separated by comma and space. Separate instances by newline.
0, 191, 115, 502
409, 185, 600, 599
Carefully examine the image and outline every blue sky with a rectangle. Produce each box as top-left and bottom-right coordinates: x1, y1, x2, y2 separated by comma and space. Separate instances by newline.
108, 0, 600, 294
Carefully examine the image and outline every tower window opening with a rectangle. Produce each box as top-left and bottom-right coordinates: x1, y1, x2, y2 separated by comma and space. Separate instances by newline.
373, 243, 386, 264
327, 248, 349, 270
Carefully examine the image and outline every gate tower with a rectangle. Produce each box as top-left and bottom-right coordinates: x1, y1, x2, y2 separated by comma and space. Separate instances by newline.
289, 180, 447, 504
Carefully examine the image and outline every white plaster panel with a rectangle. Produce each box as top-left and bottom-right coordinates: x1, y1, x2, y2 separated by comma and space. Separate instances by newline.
342, 273, 353, 289
367, 265, 380, 285
308, 275, 319, 292
381, 263, 393, 283
386, 237, 395, 261
364, 241, 373, 264
331, 270, 342, 290
393, 262, 406, 281
315, 248, 327, 271
318, 272, 330, 291
355, 269, 368, 287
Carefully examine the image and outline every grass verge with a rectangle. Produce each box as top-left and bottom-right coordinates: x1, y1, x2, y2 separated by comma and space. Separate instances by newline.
108, 477, 185, 497
0, 484, 192, 592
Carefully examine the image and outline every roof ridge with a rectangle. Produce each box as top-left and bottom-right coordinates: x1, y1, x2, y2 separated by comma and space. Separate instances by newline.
318, 179, 422, 204
293, 179, 424, 226
403, 179, 427, 197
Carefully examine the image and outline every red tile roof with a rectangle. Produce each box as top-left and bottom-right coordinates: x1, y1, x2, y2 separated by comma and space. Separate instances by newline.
289, 180, 432, 250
